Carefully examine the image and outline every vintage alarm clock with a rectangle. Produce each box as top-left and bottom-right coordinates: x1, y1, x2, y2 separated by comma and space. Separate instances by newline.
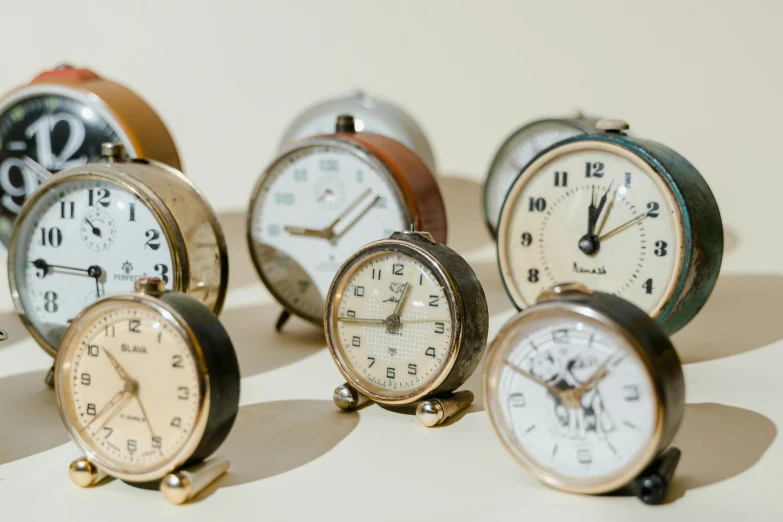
248, 115, 446, 331
484, 283, 684, 504
0, 65, 180, 253
325, 230, 487, 427
278, 89, 436, 172
484, 115, 599, 235
55, 277, 239, 505
8, 143, 228, 364
496, 119, 722, 334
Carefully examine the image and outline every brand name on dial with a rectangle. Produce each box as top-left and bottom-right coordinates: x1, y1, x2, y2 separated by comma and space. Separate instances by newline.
573, 262, 607, 275
121, 343, 148, 354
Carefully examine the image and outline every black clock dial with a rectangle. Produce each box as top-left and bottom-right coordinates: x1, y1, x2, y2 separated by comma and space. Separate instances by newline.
0, 95, 123, 246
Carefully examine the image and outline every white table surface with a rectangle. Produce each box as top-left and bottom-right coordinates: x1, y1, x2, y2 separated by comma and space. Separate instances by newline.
0, 177, 780, 520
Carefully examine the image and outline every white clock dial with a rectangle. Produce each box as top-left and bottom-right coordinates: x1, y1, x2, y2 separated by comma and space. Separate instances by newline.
486, 121, 586, 231
333, 251, 454, 397
12, 178, 173, 348
63, 303, 201, 475
500, 144, 682, 316
250, 144, 408, 321
495, 318, 657, 482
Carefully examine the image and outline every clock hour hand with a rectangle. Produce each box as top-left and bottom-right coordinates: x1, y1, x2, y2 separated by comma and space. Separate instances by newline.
103, 348, 133, 382
337, 316, 387, 325
504, 359, 564, 397
284, 225, 328, 239
330, 195, 381, 244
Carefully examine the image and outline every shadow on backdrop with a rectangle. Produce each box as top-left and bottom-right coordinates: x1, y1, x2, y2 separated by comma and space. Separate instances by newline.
0, 311, 30, 348
672, 274, 783, 363
193, 399, 359, 501
220, 301, 324, 378
0, 370, 68, 465
439, 175, 492, 255
217, 211, 259, 292
665, 402, 776, 502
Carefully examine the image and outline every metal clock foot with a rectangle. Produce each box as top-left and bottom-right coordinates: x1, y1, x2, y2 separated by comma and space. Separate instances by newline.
275, 310, 291, 332
416, 390, 475, 427
44, 365, 55, 387
69, 457, 107, 487
333, 382, 371, 410
160, 456, 230, 505
632, 447, 681, 505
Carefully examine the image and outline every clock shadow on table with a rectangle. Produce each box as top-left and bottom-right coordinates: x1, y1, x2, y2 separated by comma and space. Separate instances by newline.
219, 301, 325, 378
0, 311, 31, 348
190, 399, 359, 502
672, 273, 783, 364
216, 212, 259, 292
0, 369, 69, 466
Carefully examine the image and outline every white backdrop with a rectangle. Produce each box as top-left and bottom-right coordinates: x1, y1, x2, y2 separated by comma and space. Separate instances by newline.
1, 2, 782, 519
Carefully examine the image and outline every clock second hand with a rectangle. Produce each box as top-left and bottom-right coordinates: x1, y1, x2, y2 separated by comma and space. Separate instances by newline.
598, 212, 649, 242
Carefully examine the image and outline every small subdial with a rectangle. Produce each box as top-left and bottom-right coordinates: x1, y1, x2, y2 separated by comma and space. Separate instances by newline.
313, 173, 347, 211
81, 207, 117, 252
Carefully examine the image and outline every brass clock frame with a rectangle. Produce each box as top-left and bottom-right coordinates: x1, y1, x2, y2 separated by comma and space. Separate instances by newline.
484, 284, 684, 495
325, 230, 487, 426
55, 279, 239, 504
8, 147, 228, 358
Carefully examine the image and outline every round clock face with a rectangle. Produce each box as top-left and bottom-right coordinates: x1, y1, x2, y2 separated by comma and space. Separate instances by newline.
12, 177, 173, 351
59, 301, 202, 478
499, 142, 683, 317
331, 250, 455, 400
249, 143, 409, 322
286, 105, 414, 151
485, 121, 587, 231
487, 311, 658, 490
0, 89, 130, 247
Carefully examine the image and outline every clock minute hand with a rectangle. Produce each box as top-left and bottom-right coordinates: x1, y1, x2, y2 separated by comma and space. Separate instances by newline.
337, 316, 387, 325
504, 359, 564, 398
598, 213, 648, 242
331, 195, 381, 244
21, 156, 53, 183
325, 188, 372, 232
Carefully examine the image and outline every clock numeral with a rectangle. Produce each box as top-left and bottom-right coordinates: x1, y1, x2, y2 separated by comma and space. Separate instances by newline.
520, 232, 532, 246
386, 367, 395, 379
372, 269, 381, 280
128, 319, 141, 333
80, 373, 91, 386
319, 159, 338, 171
105, 325, 115, 338
585, 162, 604, 178
177, 387, 190, 400
171, 417, 182, 428
434, 322, 445, 334
86, 403, 97, 416
274, 192, 295, 205
127, 439, 137, 453
654, 240, 668, 257
577, 449, 592, 464
346, 310, 356, 318
623, 384, 640, 401
172, 355, 184, 368
0, 157, 38, 213
354, 286, 365, 297
88, 188, 111, 208
152, 436, 162, 449
425, 347, 436, 357
356, 170, 363, 183
643, 278, 653, 294
145, 229, 161, 250
268, 224, 281, 236
40, 227, 63, 247
392, 263, 404, 276
408, 363, 417, 375
527, 269, 539, 283
87, 344, 99, 356
103, 427, 113, 439
647, 201, 660, 218
528, 197, 546, 212
367, 356, 375, 367
552, 329, 569, 343
43, 291, 58, 313
59, 200, 75, 219
419, 274, 424, 286
429, 295, 439, 307
510, 392, 525, 407
352, 336, 361, 347
155, 263, 169, 284
554, 171, 568, 187
293, 169, 307, 182
624, 172, 632, 189
128, 202, 136, 222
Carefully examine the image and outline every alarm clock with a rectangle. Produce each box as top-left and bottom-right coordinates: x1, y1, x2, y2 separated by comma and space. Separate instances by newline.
8, 143, 228, 360
484, 283, 684, 504
248, 115, 446, 331
279, 89, 436, 172
496, 119, 722, 334
325, 230, 487, 427
0, 64, 180, 253
55, 277, 239, 504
